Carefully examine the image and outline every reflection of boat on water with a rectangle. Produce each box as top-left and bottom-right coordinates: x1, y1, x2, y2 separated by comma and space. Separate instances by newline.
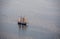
18, 24, 28, 30
18, 17, 28, 26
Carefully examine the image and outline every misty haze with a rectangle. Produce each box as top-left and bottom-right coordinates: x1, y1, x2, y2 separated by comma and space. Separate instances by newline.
0, 0, 60, 39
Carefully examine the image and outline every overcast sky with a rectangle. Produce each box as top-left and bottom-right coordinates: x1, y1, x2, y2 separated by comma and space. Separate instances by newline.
1, 0, 60, 16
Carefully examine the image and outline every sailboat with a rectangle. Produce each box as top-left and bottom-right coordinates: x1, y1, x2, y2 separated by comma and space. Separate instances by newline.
18, 17, 27, 25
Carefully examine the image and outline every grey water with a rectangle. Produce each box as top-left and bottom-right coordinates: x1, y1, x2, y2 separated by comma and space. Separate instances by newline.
0, 0, 60, 39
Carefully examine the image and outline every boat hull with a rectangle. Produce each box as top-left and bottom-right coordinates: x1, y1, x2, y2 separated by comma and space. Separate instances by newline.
18, 22, 27, 26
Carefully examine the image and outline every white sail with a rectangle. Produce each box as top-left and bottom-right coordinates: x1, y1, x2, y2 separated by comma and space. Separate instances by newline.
23, 17, 27, 23
18, 17, 28, 23
18, 18, 20, 22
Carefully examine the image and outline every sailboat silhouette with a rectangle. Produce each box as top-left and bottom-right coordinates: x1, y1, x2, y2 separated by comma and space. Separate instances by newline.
18, 17, 27, 26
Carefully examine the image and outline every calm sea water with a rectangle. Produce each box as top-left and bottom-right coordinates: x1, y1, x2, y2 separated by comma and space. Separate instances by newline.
0, 0, 60, 39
